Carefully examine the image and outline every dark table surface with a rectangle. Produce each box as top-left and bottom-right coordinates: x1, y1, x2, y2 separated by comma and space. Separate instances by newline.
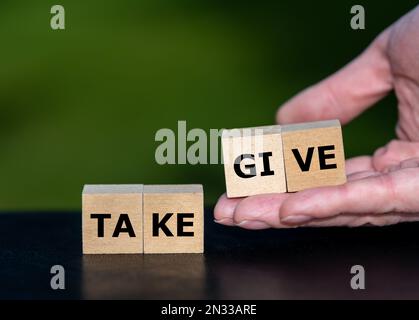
1, 209, 419, 299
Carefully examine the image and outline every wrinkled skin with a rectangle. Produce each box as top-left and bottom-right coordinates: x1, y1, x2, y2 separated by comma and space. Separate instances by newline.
214, 6, 419, 229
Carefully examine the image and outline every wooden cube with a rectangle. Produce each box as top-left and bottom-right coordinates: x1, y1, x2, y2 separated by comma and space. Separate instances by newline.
222, 125, 287, 198
82, 184, 143, 254
143, 185, 203, 254
281, 120, 346, 192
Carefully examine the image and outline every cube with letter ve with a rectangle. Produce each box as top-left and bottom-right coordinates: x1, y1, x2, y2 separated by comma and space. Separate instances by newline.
143, 184, 204, 254
222, 125, 287, 198
281, 120, 346, 192
82, 184, 143, 254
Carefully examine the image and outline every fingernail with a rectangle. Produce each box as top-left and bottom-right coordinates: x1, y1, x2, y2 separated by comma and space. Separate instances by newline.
281, 215, 312, 225
214, 218, 234, 225
235, 220, 270, 229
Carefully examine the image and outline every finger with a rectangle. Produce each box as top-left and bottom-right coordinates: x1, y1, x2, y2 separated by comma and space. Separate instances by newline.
347, 170, 380, 181
373, 140, 419, 171
345, 156, 374, 175
384, 164, 401, 173
303, 212, 419, 227
230, 191, 411, 228
400, 157, 419, 169
229, 190, 418, 229
279, 168, 419, 225
302, 213, 369, 227
232, 193, 292, 229
280, 176, 393, 224
213, 193, 242, 226
276, 29, 392, 125
384, 157, 419, 173
303, 214, 362, 227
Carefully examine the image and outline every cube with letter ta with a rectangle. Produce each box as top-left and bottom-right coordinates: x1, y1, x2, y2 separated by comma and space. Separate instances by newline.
82, 184, 143, 254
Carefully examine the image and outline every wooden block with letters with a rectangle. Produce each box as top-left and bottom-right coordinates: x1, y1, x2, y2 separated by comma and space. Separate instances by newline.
82, 184, 143, 254
221, 125, 287, 198
281, 119, 346, 192
143, 184, 204, 254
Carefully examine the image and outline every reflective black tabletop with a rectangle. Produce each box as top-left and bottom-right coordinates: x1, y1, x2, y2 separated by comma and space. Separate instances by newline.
1, 210, 419, 299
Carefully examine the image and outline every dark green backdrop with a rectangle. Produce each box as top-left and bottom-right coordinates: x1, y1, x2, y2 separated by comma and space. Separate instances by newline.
0, 0, 416, 210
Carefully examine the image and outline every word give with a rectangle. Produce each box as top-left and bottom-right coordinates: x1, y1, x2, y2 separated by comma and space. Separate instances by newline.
222, 120, 346, 197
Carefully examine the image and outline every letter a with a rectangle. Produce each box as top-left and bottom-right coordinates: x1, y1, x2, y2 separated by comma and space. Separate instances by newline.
350, 265, 365, 290
51, 5, 65, 30
350, 5, 365, 30
50, 265, 65, 290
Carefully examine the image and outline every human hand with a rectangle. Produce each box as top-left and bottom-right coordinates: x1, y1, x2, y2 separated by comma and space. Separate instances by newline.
214, 5, 419, 228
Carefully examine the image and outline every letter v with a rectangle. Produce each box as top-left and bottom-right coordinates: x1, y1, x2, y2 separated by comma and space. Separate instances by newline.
292, 147, 314, 172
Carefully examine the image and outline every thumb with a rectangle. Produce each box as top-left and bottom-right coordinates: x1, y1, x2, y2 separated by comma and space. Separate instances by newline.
277, 29, 392, 125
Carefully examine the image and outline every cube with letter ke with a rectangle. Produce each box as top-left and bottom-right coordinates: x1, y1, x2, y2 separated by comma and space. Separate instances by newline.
281, 119, 346, 192
143, 184, 204, 254
82, 184, 143, 254
221, 125, 287, 198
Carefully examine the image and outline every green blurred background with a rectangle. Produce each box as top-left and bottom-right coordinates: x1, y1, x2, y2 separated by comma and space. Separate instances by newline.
0, 0, 416, 210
